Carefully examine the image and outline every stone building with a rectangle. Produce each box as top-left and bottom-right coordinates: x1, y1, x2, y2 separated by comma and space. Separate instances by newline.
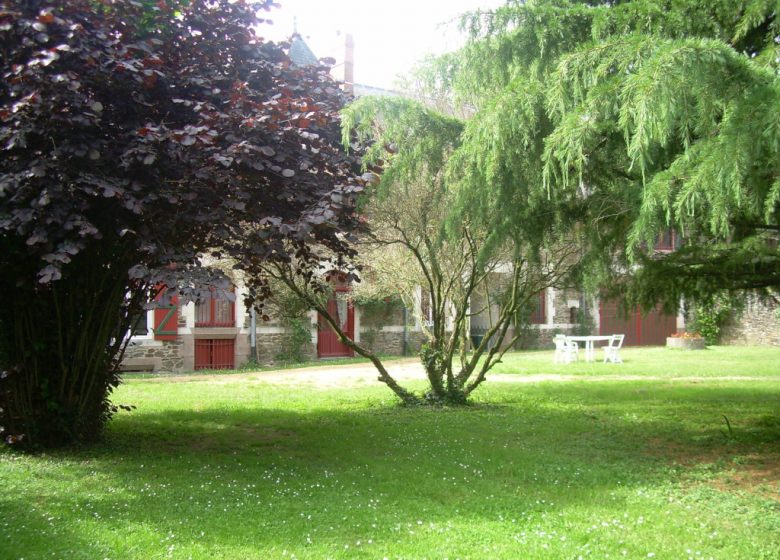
118, 276, 779, 373
121, 283, 600, 372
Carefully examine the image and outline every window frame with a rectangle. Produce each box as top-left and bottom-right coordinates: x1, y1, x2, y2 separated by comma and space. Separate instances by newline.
195, 287, 236, 328
529, 289, 546, 325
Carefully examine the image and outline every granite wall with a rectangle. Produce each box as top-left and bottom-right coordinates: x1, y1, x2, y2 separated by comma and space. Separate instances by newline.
122, 339, 184, 372
250, 331, 317, 367
358, 328, 426, 356
720, 296, 780, 346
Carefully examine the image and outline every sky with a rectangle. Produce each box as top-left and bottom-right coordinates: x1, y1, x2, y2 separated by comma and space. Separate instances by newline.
262, 0, 506, 90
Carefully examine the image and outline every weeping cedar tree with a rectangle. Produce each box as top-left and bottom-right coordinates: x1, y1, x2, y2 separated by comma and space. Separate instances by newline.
417, 0, 780, 310
0, 0, 364, 448
260, 97, 584, 405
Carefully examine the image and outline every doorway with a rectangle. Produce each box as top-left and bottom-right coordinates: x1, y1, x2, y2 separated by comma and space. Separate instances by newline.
317, 289, 355, 358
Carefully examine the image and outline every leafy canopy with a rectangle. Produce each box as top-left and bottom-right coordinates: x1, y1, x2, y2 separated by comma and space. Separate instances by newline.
0, 0, 362, 291
421, 0, 780, 305
0, 0, 363, 447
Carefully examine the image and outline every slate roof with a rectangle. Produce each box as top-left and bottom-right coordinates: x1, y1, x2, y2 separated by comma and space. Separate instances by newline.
289, 33, 319, 67
353, 83, 401, 98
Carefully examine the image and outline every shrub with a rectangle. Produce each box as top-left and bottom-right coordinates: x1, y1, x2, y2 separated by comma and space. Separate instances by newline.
275, 318, 312, 364
690, 296, 735, 346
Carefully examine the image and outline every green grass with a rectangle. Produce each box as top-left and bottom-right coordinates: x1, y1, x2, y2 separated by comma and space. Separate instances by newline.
2, 348, 779, 559
490, 345, 780, 378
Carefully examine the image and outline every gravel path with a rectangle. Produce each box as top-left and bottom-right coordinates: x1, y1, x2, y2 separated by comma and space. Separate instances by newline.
135, 359, 776, 388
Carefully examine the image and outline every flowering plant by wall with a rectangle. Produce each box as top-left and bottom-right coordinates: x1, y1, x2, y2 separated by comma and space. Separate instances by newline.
670, 331, 704, 339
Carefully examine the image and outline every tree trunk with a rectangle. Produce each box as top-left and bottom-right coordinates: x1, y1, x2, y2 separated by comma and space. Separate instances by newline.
420, 342, 446, 398
0, 247, 136, 449
319, 308, 421, 405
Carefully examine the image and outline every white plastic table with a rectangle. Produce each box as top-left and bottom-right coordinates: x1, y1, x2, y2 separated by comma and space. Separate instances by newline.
565, 335, 614, 362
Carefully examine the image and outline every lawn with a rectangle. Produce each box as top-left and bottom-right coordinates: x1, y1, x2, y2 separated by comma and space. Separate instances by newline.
1, 348, 779, 559
489, 346, 780, 378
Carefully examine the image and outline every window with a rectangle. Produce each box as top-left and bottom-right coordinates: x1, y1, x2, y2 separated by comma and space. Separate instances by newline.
530, 290, 546, 324
130, 309, 150, 336
195, 288, 235, 327
654, 229, 680, 252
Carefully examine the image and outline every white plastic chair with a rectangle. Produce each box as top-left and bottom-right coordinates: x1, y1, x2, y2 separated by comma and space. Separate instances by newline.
553, 335, 579, 364
603, 334, 625, 363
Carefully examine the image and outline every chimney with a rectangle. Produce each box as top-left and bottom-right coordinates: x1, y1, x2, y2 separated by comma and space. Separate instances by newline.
343, 33, 354, 95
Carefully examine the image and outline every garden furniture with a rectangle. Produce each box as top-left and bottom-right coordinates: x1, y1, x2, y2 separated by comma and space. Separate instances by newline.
553, 334, 579, 363
565, 335, 614, 362
602, 334, 625, 363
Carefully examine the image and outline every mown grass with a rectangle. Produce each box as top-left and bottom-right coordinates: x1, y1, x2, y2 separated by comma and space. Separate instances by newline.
490, 345, 780, 378
1, 348, 779, 559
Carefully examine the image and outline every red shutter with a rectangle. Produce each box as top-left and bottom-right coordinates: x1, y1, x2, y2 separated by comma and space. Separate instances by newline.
153, 288, 179, 341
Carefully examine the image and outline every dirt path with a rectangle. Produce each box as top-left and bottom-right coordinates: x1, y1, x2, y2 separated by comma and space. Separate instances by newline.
133, 359, 778, 388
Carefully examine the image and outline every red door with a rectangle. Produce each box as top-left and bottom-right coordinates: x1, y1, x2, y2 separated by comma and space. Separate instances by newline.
317, 291, 354, 358
599, 298, 677, 346
194, 339, 235, 370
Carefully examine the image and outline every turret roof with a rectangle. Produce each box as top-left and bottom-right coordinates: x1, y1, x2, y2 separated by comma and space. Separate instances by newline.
289, 33, 318, 67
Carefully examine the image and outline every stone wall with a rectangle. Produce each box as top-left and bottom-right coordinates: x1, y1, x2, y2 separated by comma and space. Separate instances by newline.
527, 325, 578, 350
552, 288, 582, 325
250, 331, 317, 367
244, 327, 425, 367
359, 328, 426, 356
720, 296, 780, 346
360, 324, 579, 354
122, 339, 184, 372
358, 302, 405, 329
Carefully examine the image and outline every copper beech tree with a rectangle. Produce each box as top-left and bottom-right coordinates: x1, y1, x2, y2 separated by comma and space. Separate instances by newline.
0, 0, 364, 448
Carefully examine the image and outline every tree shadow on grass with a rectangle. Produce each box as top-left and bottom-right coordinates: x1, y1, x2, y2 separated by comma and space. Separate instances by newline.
0, 493, 102, 560
2, 381, 778, 559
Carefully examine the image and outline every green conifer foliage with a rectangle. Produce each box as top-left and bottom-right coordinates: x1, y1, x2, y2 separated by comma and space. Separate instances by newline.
438, 0, 779, 305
